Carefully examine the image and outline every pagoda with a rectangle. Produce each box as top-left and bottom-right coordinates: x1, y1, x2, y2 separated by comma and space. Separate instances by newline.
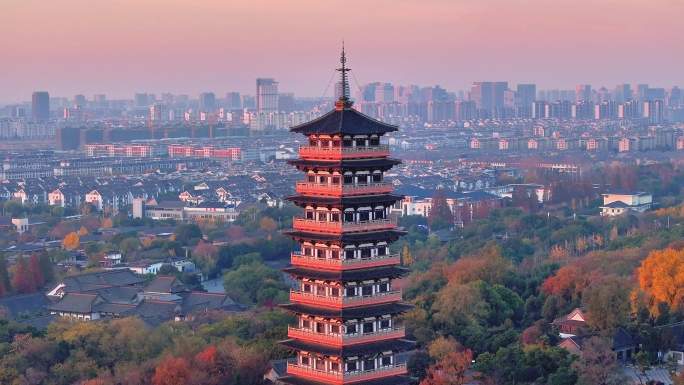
279, 47, 414, 385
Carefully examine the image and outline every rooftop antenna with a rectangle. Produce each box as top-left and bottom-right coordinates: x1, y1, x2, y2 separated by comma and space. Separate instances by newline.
335, 41, 353, 110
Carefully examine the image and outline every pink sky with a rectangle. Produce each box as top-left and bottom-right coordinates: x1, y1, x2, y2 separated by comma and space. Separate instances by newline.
1, 0, 682, 103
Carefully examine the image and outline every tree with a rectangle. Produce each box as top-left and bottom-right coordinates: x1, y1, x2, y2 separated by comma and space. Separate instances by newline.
637, 248, 684, 316
77, 226, 89, 236
446, 243, 511, 285
573, 337, 624, 385
582, 275, 630, 333
259, 217, 278, 233
428, 188, 453, 231
174, 224, 202, 245
401, 244, 413, 266
63, 232, 80, 250
28, 254, 44, 288
0, 256, 10, 296
428, 336, 462, 361
152, 356, 191, 385
3, 200, 24, 217
223, 261, 286, 305
420, 349, 473, 385
11, 257, 37, 294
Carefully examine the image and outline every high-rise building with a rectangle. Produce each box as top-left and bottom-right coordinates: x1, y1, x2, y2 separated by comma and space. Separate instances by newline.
516, 84, 536, 118
225, 92, 242, 110
74, 94, 87, 107
637, 84, 649, 100
470, 82, 508, 118
279, 50, 413, 385
278, 93, 296, 113
149, 104, 165, 122
614, 84, 632, 103
575, 84, 592, 102
256, 78, 279, 114
134, 93, 149, 107
32, 91, 50, 121
199, 92, 216, 112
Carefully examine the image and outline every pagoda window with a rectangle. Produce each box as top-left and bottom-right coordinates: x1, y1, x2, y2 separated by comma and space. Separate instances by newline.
364, 358, 376, 371
372, 173, 383, 182
344, 249, 355, 260
370, 137, 380, 146
303, 283, 312, 293
363, 322, 374, 333
359, 211, 370, 222
345, 286, 356, 297
330, 324, 341, 334
301, 355, 310, 366
381, 356, 392, 366
378, 282, 390, 293
374, 209, 386, 220
302, 319, 311, 329
380, 319, 391, 329
315, 358, 326, 371
331, 250, 340, 259
377, 246, 387, 256
346, 323, 357, 334
305, 211, 314, 220
307, 174, 316, 183
331, 287, 340, 297
308, 138, 317, 146
343, 139, 353, 147
357, 175, 369, 185
316, 249, 325, 259
321, 139, 330, 148
355, 138, 366, 147
343, 175, 353, 184
319, 175, 328, 184
332, 139, 341, 147
331, 213, 340, 222
330, 361, 340, 372
344, 212, 355, 222
360, 248, 371, 259
361, 285, 372, 296
316, 322, 325, 333
346, 360, 358, 372
317, 212, 327, 221
332, 176, 340, 185
316, 285, 326, 296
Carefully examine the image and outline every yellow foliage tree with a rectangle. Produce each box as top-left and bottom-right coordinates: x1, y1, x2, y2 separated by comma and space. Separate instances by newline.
77, 226, 89, 236
402, 244, 413, 266
101, 218, 113, 228
63, 232, 80, 250
637, 248, 684, 316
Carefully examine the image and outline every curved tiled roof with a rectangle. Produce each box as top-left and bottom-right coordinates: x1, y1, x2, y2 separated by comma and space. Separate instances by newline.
290, 107, 398, 136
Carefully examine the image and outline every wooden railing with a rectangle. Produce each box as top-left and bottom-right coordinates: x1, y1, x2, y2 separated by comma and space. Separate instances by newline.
286, 362, 407, 384
290, 253, 400, 270
287, 326, 405, 346
299, 145, 390, 160
292, 218, 396, 234
295, 182, 393, 196
289, 290, 402, 308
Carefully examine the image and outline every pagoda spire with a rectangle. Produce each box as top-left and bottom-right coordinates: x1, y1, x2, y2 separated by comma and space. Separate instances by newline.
335, 41, 353, 110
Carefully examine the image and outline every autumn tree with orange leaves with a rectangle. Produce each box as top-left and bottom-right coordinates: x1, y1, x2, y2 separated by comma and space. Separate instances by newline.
152, 356, 192, 385
637, 248, 684, 316
62, 232, 80, 250
420, 349, 474, 385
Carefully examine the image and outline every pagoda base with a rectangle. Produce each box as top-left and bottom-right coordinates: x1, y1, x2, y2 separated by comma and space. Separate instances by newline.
279, 374, 414, 385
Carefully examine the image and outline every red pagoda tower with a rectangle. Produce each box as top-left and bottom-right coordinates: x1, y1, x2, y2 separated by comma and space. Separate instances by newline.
280, 47, 414, 385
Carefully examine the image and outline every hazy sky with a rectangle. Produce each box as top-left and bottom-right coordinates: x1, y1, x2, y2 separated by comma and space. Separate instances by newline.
1, 0, 682, 103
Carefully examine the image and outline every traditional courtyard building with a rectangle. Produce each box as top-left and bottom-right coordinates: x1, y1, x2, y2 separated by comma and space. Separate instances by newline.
279, 49, 414, 385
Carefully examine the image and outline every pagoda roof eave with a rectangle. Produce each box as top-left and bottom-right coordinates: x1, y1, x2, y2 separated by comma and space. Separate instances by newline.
290, 107, 399, 136
280, 338, 415, 357
286, 194, 404, 207
282, 229, 407, 243
279, 302, 414, 318
283, 265, 409, 281
287, 158, 401, 171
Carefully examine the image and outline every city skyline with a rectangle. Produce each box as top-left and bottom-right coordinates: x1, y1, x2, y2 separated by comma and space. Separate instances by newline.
2, 0, 683, 103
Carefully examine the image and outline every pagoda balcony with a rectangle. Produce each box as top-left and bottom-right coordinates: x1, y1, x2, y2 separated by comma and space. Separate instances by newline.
299, 145, 390, 160
295, 182, 393, 197
287, 326, 405, 346
289, 290, 403, 308
291, 252, 401, 270
286, 362, 407, 384
292, 218, 396, 234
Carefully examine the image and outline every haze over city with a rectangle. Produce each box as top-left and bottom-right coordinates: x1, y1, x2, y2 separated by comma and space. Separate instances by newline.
2, 0, 683, 103
4, 1, 684, 385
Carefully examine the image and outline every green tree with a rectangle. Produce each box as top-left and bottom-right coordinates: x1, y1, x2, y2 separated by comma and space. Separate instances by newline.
223, 261, 286, 305
174, 224, 202, 245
